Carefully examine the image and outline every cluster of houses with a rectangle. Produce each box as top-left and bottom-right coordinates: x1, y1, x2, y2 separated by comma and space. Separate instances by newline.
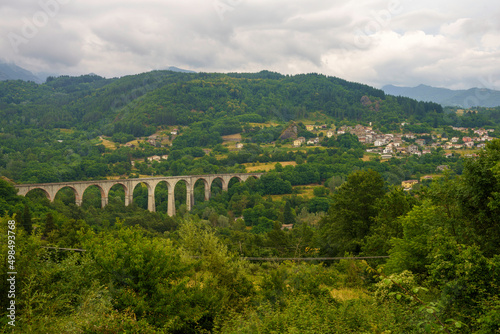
131, 155, 170, 167
290, 124, 496, 152
293, 136, 321, 147
345, 124, 497, 159
144, 129, 179, 147
291, 124, 334, 147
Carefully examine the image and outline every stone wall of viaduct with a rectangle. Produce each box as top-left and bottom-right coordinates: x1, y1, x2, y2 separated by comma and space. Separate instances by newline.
14, 173, 263, 216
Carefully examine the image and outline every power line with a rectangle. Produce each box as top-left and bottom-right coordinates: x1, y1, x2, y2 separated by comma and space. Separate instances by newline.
39, 247, 389, 261
240, 256, 389, 261
41, 246, 86, 252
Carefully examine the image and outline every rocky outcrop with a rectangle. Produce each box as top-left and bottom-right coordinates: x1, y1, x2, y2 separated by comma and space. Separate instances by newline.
279, 123, 299, 140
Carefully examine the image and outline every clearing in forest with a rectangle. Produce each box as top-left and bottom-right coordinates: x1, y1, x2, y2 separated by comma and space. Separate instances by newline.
244, 161, 297, 172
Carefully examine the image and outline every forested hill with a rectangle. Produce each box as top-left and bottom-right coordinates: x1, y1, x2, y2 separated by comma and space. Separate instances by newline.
0, 70, 443, 136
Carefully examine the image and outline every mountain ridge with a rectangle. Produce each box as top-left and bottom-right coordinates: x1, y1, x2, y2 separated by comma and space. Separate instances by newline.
0, 62, 42, 83
383, 84, 500, 108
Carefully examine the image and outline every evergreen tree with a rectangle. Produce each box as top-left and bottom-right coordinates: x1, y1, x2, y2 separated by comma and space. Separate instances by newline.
320, 169, 385, 256
21, 204, 33, 235
44, 212, 57, 237
283, 200, 296, 225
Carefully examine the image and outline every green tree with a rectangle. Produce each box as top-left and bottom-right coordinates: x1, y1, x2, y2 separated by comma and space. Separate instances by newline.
320, 169, 385, 256
83, 223, 221, 332
283, 200, 296, 225
385, 200, 448, 275
43, 212, 57, 238
21, 204, 33, 234
457, 139, 500, 256
363, 187, 416, 256
0, 179, 21, 214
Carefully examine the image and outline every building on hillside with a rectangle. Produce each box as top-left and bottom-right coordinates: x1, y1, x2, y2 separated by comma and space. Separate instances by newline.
293, 137, 306, 147
147, 155, 161, 162
462, 137, 472, 143
236, 143, 244, 149
437, 165, 449, 171
306, 125, 315, 131
407, 145, 419, 153
404, 133, 416, 139
402, 180, 419, 190
383, 146, 393, 154
326, 130, 334, 138
415, 139, 426, 146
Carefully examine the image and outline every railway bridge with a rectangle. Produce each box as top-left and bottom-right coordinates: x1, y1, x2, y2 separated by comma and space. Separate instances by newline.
14, 173, 263, 216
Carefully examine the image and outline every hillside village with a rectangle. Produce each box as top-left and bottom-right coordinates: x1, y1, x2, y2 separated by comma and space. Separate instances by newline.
290, 123, 495, 159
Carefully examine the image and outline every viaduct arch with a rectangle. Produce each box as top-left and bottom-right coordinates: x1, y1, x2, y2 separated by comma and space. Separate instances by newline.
14, 173, 263, 216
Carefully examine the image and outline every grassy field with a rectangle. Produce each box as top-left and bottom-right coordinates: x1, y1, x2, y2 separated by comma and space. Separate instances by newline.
244, 161, 297, 172
99, 136, 117, 150
444, 149, 479, 156
222, 133, 242, 141
420, 174, 443, 181
270, 184, 320, 201
361, 154, 376, 162
125, 139, 144, 147
291, 185, 319, 198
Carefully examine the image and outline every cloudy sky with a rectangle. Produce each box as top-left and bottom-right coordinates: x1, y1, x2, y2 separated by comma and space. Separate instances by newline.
1, 0, 499, 89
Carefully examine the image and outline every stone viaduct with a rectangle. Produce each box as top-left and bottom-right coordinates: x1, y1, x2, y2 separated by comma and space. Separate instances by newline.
14, 173, 263, 216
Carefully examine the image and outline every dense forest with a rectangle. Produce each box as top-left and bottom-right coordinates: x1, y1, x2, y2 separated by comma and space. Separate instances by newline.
1, 71, 500, 332
0, 70, 445, 134
1, 141, 499, 333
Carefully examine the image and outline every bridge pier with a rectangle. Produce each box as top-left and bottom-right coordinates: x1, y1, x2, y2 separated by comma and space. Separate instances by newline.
204, 186, 211, 201
125, 193, 132, 206
101, 196, 108, 208
186, 187, 193, 211
168, 188, 176, 216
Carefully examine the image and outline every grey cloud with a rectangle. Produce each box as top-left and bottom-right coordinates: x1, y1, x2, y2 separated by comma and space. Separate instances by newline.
18, 28, 83, 67
0, 0, 499, 90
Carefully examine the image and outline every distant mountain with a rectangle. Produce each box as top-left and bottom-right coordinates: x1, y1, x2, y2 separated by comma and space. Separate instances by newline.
0, 62, 42, 83
383, 84, 500, 108
165, 66, 196, 73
